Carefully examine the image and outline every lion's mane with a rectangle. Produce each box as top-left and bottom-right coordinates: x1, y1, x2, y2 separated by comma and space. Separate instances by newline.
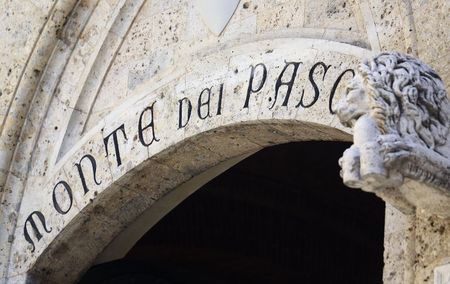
358, 52, 450, 149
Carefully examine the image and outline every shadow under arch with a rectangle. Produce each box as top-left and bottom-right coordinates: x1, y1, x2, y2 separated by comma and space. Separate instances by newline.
28, 120, 351, 283
81, 140, 385, 284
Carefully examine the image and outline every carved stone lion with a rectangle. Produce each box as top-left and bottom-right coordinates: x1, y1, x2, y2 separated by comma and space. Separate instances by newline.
336, 52, 450, 197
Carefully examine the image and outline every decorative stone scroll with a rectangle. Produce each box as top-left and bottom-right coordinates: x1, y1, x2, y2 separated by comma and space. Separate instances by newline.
336, 52, 450, 216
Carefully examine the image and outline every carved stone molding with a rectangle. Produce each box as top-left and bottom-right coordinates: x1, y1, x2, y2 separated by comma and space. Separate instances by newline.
336, 52, 450, 217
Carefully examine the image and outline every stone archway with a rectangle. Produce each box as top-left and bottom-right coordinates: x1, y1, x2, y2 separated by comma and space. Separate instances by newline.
79, 141, 386, 283
8, 36, 365, 283
2, 1, 449, 283
26, 121, 351, 283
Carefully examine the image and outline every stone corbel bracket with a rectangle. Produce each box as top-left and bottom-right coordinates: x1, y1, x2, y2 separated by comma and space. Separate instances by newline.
336, 51, 450, 217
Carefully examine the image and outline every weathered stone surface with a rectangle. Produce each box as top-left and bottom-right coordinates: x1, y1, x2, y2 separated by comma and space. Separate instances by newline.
0, 0, 449, 283
412, 0, 450, 91
6, 38, 367, 282
414, 211, 450, 283
383, 204, 416, 284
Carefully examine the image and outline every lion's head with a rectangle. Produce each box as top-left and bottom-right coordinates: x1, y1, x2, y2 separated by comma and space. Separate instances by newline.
337, 52, 450, 150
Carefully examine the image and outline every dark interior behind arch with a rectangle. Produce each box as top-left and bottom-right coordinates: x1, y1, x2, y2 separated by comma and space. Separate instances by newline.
80, 141, 385, 284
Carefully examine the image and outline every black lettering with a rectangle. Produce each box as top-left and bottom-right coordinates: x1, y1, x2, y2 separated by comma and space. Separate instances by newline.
103, 124, 128, 167
217, 83, 224, 115
138, 102, 160, 147
24, 211, 52, 252
243, 63, 267, 108
178, 98, 192, 129
198, 87, 212, 119
270, 61, 302, 109
329, 68, 355, 114
74, 154, 102, 194
52, 181, 73, 215
297, 62, 331, 108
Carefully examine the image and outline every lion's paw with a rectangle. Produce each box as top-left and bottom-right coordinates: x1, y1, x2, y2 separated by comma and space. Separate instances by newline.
378, 135, 414, 167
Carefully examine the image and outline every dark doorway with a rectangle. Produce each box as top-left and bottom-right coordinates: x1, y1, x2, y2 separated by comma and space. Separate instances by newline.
80, 141, 385, 284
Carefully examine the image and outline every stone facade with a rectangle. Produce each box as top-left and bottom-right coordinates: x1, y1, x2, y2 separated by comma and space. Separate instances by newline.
0, 0, 448, 283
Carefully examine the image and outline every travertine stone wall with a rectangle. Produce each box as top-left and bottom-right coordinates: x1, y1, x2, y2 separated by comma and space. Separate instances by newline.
0, 0, 448, 283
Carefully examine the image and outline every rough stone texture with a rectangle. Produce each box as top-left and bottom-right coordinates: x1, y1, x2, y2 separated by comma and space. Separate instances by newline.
412, 0, 449, 91
0, 0, 449, 283
414, 211, 450, 283
383, 204, 416, 284
3, 37, 364, 282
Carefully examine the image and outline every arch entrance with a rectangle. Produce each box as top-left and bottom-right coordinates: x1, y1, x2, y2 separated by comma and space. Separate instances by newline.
28, 121, 353, 283
80, 141, 385, 283
2, 1, 449, 283
9, 39, 373, 283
